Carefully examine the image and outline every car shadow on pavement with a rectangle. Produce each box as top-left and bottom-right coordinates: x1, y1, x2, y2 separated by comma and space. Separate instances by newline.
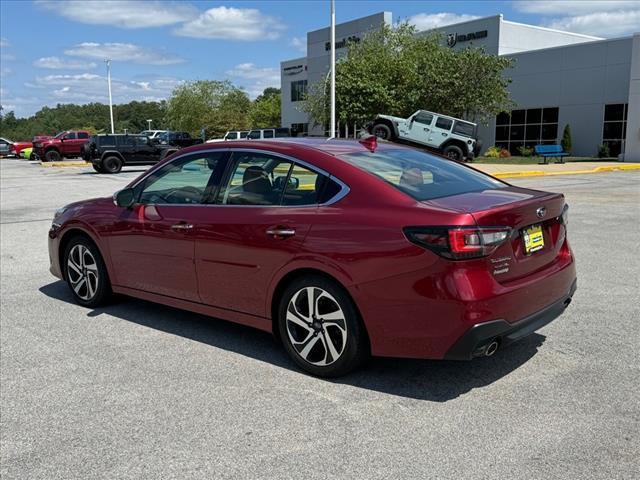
40, 280, 545, 402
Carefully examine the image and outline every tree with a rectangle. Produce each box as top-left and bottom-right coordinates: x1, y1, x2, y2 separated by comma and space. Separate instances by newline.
561, 124, 572, 153
301, 23, 515, 129
249, 88, 281, 128
165, 80, 251, 138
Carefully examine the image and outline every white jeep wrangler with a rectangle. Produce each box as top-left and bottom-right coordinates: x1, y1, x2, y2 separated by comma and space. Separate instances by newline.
368, 110, 480, 161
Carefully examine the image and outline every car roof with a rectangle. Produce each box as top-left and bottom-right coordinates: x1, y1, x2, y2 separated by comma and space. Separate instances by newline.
178, 136, 409, 158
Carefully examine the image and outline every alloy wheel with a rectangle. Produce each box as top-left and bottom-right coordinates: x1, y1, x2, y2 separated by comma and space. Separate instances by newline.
67, 244, 99, 301
285, 287, 348, 366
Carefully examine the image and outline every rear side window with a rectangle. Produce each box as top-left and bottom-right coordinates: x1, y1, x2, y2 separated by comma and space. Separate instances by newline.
100, 135, 116, 146
263, 130, 274, 139
435, 117, 453, 130
453, 121, 475, 137
247, 131, 260, 139
339, 149, 505, 201
118, 136, 135, 147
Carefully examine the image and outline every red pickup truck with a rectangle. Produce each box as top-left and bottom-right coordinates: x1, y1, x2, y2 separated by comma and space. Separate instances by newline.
33, 130, 91, 162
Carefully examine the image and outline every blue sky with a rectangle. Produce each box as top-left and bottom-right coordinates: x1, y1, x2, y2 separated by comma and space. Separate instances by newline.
1, 0, 639, 117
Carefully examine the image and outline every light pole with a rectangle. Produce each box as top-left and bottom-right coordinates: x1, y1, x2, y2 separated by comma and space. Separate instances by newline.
105, 59, 115, 134
329, 0, 336, 139
147, 119, 153, 130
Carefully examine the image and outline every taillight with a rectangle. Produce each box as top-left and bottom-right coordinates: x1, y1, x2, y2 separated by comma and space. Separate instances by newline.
404, 226, 512, 260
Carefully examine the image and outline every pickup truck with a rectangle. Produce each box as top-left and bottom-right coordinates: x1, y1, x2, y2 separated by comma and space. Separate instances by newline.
157, 131, 203, 148
367, 110, 481, 161
33, 130, 91, 162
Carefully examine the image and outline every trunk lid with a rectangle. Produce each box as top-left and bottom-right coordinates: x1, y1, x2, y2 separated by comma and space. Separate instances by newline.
424, 187, 567, 282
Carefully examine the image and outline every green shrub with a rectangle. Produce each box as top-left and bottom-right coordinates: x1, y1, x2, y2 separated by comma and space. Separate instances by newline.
484, 146, 502, 158
561, 124, 572, 154
517, 145, 534, 157
597, 144, 610, 158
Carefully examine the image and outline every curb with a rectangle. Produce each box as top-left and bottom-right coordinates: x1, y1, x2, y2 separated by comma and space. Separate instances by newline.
40, 161, 89, 168
491, 164, 640, 179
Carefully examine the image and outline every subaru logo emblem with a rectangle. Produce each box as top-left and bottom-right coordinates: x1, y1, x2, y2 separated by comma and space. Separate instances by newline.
536, 207, 547, 218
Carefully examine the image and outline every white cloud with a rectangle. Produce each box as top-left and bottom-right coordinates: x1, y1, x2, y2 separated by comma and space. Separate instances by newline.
174, 6, 286, 40
64, 42, 184, 65
545, 10, 640, 37
291, 36, 307, 53
0, 37, 9, 48
513, 1, 640, 37
29, 72, 183, 105
1, 67, 12, 78
513, 1, 638, 15
35, 0, 198, 29
408, 13, 480, 31
34, 56, 97, 70
225, 63, 280, 98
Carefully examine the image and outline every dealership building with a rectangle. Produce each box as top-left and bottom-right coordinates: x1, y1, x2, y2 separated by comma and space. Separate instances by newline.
280, 12, 640, 161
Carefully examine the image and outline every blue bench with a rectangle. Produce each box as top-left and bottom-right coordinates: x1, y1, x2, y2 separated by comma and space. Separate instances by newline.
534, 144, 569, 164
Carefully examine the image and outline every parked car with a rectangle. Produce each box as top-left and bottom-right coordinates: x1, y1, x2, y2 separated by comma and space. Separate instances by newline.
207, 130, 250, 142
246, 127, 292, 140
367, 110, 481, 161
0, 138, 32, 157
33, 130, 91, 162
82, 133, 178, 174
49, 137, 576, 377
158, 131, 203, 148
0, 137, 14, 157
140, 129, 167, 139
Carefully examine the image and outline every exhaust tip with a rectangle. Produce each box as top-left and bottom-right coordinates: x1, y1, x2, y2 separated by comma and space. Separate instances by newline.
485, 340, 499, 357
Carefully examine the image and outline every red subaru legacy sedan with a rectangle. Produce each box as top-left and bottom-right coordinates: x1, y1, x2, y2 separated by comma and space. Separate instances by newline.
48, 138, 576, 377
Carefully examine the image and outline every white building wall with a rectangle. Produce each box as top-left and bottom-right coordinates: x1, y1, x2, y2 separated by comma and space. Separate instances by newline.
280, 57, 308, 130
624, 33, 640, 161
499, 20, 601, 54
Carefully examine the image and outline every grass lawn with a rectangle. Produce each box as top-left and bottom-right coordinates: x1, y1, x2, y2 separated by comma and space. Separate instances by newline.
473, 156, 616, 164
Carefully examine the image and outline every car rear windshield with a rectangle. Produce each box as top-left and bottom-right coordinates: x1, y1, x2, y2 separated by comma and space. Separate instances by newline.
453, 121, 475, 137
339, 149, 505, 201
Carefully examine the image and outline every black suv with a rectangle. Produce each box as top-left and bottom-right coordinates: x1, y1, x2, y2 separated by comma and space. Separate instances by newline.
158, 131, 203, 148
82, 134, 178, 173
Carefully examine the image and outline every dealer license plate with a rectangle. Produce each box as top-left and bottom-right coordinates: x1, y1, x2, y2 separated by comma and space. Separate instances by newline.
523, 224, 544, 254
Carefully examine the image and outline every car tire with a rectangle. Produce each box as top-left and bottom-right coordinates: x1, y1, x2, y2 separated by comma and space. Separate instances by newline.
63, 236, 112, 308
443, 145, 464, 161
102, 156, 123, 174
45, 150, 61, 162
92, 163, 104, 173
278, 275, 369, 377
371, 123, 392, 140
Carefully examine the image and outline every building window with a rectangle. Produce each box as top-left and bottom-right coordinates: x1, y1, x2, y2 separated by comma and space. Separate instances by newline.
290, 80, 307, 102
495, 107, 559, 155
291, 123, 308, 136
602, 103, 628, 156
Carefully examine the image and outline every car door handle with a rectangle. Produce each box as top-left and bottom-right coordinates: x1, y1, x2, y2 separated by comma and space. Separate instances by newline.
423, 128, 430, 132
442, 132, 448, 136
266, 227, 296, 238
171, 223, 194, 231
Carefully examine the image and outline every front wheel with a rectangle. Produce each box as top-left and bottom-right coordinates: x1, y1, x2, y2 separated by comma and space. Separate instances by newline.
63, 236, 112, 307
443, 145, 464, 161
278, 276, 369, 377
45, 150, 61, 162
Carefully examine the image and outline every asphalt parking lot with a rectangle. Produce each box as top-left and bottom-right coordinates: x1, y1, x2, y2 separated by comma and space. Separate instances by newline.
1, 158, 639, 479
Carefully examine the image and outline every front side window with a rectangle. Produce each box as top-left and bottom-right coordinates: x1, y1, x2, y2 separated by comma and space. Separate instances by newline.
247, 130, 261, 139
77, 132, 89, 139
413, 112, 433, 125
64, 132, 77, 140
118, 136, 135, 147
138, 152, 225, 205
339, 149, 505, 201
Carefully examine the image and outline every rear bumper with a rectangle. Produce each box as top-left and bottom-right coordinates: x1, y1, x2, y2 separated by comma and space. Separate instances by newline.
444, 279, 577, 360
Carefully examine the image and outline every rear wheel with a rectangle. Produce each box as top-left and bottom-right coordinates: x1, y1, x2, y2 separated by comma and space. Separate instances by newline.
443, 145, 464, 161
102, 156, 123, 174
45, 150, 61, 162
278, 275, 369, 377
371, 123, 392, 140
63, 236, 111, 308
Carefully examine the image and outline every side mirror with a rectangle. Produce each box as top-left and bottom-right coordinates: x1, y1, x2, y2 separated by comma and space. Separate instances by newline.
114, 188, 135, 208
